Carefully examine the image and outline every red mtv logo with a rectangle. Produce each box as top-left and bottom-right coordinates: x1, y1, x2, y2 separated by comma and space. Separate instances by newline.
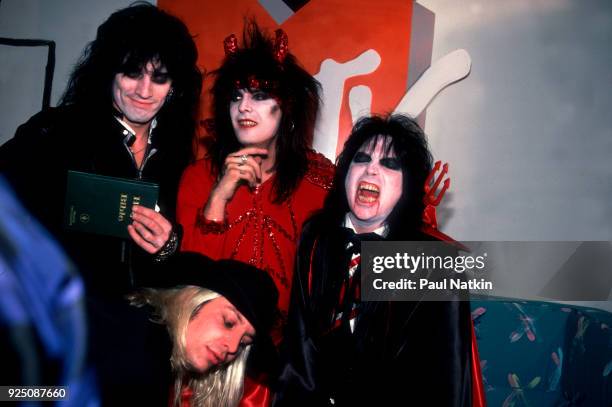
160, 0, 468, 159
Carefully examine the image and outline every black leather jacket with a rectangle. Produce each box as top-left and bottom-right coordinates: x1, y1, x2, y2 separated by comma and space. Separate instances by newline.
0, 105, 191, 405
0, 105, 189, 291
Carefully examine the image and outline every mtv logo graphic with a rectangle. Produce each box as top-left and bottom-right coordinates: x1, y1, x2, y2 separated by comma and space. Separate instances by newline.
159, 0, 469, 160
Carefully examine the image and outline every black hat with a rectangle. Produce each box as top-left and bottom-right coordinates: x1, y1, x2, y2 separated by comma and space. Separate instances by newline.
152, 252, 280, 373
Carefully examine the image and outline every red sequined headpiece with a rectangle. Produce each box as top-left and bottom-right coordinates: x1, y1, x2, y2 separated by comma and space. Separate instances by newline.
222, 28, 289, 93
233, 75, 273, 91
273, 29, 288, 63
224, 34, 238, 56
222, 29, 289, 63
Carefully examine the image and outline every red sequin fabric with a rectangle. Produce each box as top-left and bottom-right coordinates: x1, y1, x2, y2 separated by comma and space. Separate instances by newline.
178, 150, 334, 332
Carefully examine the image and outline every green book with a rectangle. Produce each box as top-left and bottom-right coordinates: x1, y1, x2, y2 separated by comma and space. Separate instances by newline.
64, 170, 159, 238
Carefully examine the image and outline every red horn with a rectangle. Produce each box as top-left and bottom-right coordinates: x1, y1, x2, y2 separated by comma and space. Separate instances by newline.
224, 34, 238, 56
274, 29, 288, 63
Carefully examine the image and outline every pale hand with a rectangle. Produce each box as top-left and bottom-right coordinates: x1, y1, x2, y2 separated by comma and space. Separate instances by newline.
128, 204, 173, 254
204, 147, 268, 220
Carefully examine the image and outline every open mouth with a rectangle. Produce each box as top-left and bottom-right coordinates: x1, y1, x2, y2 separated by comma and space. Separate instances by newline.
356, 181, 379, 203
238, 119, 257, 128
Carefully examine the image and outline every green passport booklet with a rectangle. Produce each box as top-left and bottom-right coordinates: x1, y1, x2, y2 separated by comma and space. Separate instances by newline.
64, 170, 159, 238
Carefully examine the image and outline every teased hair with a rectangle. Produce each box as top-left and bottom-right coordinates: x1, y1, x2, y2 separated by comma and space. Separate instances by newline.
130, 287, 250, 407
312, 114, 433, 239
60, 2, 202, 159
208, 20, 321, 203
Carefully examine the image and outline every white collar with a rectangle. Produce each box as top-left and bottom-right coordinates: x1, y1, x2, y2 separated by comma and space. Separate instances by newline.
343, 213, 387, 237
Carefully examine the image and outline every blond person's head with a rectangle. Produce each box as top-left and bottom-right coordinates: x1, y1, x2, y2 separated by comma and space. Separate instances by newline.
131, 254, 278, 407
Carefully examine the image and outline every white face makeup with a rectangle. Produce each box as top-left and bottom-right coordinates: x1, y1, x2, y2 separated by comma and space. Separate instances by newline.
345, 136, 403, 234
229, 88, 282, 149
184, 296, 255, 374
112, 61, 172, 128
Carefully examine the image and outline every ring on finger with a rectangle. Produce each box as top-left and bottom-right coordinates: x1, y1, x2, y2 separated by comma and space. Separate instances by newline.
240, 154, 248, 164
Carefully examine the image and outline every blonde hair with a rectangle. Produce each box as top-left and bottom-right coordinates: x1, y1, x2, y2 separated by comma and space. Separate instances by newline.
130, 286, 252, 407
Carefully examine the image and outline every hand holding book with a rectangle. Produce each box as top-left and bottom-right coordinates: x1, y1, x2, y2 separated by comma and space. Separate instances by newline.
128, 205, 173, 254
64, 170, 159, 239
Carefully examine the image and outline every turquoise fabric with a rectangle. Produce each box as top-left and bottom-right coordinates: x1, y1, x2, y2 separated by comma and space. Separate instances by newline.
471, 298, 612, 406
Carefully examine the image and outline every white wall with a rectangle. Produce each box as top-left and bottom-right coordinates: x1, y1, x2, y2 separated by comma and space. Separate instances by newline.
418, 0, 612, 242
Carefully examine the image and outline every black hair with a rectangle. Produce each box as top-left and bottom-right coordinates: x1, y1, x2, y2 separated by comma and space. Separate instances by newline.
60, 2, 202, 157
208, 20, 321, 203
312, 114, 433, 239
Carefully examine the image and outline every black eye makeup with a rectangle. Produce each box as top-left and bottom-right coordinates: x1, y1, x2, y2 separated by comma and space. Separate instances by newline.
124, 71, 142, 80
352, 151, 371, 163
250, 90, 272, 101
380, 157, 401, 170
351, 151, 401, 170
121, 69, 170, 85
230, 89, 243, 102
151, 72, 170, 84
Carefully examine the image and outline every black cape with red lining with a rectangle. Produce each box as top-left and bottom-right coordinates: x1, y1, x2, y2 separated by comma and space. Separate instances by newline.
273, 218, 473, 406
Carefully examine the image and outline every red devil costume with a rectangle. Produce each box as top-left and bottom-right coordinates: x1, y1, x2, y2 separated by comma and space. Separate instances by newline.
176, 22, 333, 406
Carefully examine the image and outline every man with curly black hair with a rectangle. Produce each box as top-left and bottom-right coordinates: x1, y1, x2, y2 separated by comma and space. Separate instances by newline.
0, 4, 202, 404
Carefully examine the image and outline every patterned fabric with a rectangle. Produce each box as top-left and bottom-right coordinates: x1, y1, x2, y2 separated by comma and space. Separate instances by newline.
332, 248, 360, 332
332, 228, 384, 333
471, 298, 612, 406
